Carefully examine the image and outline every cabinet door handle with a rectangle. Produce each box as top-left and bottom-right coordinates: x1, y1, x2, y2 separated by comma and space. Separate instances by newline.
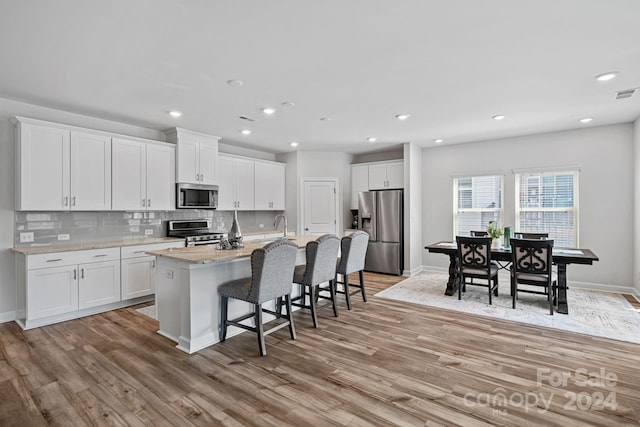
81, 268, 84, 279
152, 259, 156, 268
133, 250, 146, 254
64, 196, 69, 206
142, 199, 146, 207
94, 254, 108, 258
73, 269, 77, 280
72, 196, 76, 207
46, 258, 62, 263
148, 198, 151, 208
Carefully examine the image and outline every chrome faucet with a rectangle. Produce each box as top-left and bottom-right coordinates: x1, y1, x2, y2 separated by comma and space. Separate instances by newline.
274, 214, 288, 238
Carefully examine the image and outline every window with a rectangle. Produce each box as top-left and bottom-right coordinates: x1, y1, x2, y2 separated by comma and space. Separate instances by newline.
515, 170, 579, 247
453, 175, 503, 237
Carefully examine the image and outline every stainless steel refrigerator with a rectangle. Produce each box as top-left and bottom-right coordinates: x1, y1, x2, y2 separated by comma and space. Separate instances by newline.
358, 190, 403, 275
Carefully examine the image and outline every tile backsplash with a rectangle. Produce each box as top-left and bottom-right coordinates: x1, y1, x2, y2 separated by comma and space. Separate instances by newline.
15, 210, 283, 247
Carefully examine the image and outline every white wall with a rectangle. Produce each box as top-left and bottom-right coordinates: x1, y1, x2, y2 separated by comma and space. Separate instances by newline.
422, 124, 634, 291
403, 143, 423, 275
634, 117, 640, 295
285, 151, 353, 235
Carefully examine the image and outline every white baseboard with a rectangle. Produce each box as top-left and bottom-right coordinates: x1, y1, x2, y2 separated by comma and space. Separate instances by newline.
0, 310, 16, 324
402, 265, 424, 277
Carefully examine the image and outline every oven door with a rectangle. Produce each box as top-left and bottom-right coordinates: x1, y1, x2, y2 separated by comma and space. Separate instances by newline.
176, 183, 218, 209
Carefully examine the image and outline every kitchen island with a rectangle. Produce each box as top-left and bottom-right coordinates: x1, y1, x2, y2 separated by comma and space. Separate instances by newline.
147, 236, 317, 354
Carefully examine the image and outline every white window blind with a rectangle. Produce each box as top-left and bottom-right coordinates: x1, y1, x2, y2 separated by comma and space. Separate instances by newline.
515, 170, 579, 247
453, 175, 503, 237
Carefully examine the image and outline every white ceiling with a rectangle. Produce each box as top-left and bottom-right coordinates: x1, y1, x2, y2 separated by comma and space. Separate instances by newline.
1, 0, 639, 154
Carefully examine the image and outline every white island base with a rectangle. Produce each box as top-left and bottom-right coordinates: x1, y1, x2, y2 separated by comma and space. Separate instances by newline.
153, 246, 306, 354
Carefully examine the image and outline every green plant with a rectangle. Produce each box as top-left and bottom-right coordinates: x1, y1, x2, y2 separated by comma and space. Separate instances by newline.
486, 221, 503, 239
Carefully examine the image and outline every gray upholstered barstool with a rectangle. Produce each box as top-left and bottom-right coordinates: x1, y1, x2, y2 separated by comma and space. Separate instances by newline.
332, 231, 369, 310
218, 239, 298, 356
291, 234, 340, 328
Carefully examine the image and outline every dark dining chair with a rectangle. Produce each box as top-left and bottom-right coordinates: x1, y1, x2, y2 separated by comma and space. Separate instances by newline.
456, 236, 499, 304
218, 239, 298, 356
514, 232, 549, 240
510, 238, 557, 315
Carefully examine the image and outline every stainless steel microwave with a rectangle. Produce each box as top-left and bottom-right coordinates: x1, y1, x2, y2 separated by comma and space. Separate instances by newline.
176, 183, 218, 209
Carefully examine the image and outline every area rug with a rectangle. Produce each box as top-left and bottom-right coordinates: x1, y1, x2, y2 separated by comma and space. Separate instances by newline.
375, 272, 640, 344
135, 305, 156, 319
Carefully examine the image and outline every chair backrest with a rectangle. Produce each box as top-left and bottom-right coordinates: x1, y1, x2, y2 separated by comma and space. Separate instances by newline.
302, 234, 340, 285
470, 230, 489, 237
456, 236, 492, 271
337, 231, 369, 275
510, 238, 554, 277
249, 239, 298, 303
514, 232, 549, 240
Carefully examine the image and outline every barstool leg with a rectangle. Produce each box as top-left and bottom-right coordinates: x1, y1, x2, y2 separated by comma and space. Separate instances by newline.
329, 279, 338, 317
344, 273, 352, 310
285, 294, 296, 340
309, 285, 319, 328
220, 296, 228, 341
359, 270, 367, 302
255, 304, 266, 356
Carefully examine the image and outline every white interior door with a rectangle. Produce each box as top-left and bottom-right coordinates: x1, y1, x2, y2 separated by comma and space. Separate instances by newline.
302, 180, 337, 235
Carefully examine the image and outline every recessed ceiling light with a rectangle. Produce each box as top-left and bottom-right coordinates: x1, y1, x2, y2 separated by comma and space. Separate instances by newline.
169, 111, 182, 118
281, 101, 295, 108
290, 141, 298, 147
434, 139, 443, 143
492, 114, 505, 121
367, 137, 377, 143
395, 114, 410, 121
240, 129, 252, 135
227, 79, 244, 87
262, 107, 276, 115
320, 117, 331, 121
579, 117, 593, 124
595, 72, 617, 82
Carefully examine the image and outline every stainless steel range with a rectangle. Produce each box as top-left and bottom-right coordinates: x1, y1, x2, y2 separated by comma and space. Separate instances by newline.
167, 219, 227, 247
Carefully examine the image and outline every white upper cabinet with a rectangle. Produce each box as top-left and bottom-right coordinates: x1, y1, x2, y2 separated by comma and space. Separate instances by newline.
70, 131, 111, 210
218, 154, 255, 211
350, 164, 369, 209
15, 119, 111, 211
112, 138, 175, 211
165, 128, 220, 185
112, 138, 146, 211
368, 160, 404, 190
254, 161, 285, 210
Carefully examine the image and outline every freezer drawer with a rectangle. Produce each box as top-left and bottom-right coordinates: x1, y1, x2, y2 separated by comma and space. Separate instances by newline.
364, 241, 402, 275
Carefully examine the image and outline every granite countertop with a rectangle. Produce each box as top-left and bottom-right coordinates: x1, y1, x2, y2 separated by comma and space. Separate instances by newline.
147, 235, 318, 264
12, 237, 185, 255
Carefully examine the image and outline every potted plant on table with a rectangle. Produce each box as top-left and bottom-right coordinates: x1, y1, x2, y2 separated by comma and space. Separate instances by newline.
486, 221, 503, 249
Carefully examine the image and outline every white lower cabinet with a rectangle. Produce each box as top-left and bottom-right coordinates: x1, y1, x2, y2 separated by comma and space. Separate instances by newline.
121, 256, 156, 299
27, 264, 78, 320
16, 241, 183, 329
78, 260, 120, 309
121, 241, 184, 299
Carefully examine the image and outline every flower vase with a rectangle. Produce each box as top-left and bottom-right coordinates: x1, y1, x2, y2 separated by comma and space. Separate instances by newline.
491, 238, 502, 250
229, 210, 243, 245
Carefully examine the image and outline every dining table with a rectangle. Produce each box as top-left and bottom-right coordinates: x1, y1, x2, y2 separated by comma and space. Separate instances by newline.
424, 241, 599, 314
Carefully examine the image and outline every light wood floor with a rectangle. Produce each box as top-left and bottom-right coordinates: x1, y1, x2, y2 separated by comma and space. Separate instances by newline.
1, 272, 639, 426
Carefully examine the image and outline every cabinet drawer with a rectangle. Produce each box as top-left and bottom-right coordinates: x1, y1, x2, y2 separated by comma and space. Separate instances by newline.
121, 241, 184, 259
28, 247, 120, 270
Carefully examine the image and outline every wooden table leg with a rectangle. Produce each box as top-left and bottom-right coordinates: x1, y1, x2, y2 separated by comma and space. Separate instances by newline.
556, 263, 568, 314
444, 254, 460, 296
